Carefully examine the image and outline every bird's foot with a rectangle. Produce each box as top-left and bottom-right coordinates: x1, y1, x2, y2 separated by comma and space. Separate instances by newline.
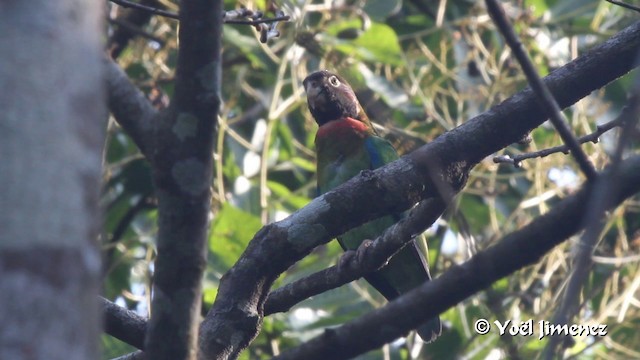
338, 239, 374, 270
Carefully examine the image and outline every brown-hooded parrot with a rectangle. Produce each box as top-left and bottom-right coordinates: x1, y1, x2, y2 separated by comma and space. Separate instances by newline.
303, 70, 442, 342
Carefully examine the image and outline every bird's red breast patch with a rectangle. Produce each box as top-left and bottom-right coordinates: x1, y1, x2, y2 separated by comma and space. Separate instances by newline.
316, 117, 371, 140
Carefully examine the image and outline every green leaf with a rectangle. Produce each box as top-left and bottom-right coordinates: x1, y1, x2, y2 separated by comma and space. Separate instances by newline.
353, 23, 402, 65
291, 157, 316, 173
101, 333, 136, 359
359, 64, 409, 107
203, 287, 218, 306
267, 181, 311, 209
222, 27, 264, 69
527, 0, 552, 18
209, 203, 263, 273
549, 0, 598, 20
275, 121, 295, 160
363, 0, 401, 22
125, 62, 150, 81
325, 19, 363, 37
330, 22, 403, 65
458, 194, 491, 233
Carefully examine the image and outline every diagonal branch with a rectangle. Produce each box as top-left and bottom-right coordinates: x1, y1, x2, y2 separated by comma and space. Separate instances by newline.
485, 0, 597, 180
198, 21, 640, 359
264, 198, 447, 315
105, 58, 158, 158
606, 0, 640, 13
272, 155, 640, 360
102, 297, 147, 350
543, 92, 640, 358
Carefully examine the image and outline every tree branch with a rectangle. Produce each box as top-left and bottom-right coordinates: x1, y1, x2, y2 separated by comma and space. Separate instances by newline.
485, 0, 597, 180
544, 92, 640, 358
264, 198, 447, 315
102, 297, 147, 350
273, 155, 640, 360
198, 21, 640, 359
103, 196, 155, 274
493, 109, 626, 166
108, 0, 166, 58
105, 58, 158, 158
606, 0, 640, 13
144, 0, 222, 359
108, 0, 290, 26
111, 350, 145, 360
109, 0, 179, 19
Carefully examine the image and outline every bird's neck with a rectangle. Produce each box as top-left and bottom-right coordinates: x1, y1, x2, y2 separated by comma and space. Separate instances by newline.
316, 117, 373, 141
315, 117, 374, 160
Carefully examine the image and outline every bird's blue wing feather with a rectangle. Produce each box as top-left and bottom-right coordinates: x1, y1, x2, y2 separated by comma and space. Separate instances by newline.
364, 136, 398, 170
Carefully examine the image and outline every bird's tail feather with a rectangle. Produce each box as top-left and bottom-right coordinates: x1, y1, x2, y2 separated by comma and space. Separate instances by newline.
417, 317, 442, 343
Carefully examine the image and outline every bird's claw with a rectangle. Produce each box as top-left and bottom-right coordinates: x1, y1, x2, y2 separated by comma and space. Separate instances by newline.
338, 249, 357, 269
338, 239, 374, 269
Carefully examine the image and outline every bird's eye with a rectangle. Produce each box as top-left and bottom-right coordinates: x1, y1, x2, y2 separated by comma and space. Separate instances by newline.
328, 75, 341, 87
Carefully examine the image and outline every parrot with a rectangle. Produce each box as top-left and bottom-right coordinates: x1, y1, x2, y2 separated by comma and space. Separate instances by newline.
303, 70, 442, 342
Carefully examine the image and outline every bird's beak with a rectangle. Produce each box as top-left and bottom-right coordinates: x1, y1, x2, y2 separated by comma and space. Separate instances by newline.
304, 79, 323, 98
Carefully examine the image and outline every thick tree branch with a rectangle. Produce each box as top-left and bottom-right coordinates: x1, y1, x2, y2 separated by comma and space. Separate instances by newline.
144, 0, 222, 359
102, 297, 147, 350
264, 198, 447, 315
102, 198, 447, 349
485, 0, 597, 180
198, 21, 640, 359
273, 155, 640, 360
105, 59, 158, 158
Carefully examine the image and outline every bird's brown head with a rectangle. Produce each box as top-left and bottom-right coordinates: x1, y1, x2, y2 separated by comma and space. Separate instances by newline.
303, 70, 367, 127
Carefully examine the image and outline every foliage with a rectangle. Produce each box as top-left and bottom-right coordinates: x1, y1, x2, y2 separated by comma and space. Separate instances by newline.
104, 0, 640, 358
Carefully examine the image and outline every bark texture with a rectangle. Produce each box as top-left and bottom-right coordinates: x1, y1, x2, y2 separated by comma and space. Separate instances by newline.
0, 1, 104, 359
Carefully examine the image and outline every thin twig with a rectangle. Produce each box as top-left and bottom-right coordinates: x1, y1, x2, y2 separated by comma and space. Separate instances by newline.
224, 15, 290, 25
543, 92, 640, 359
606, 0, 640, 13
485, 0, 598, 180
108, 0, 290, 25
493, 110, 626, 167
109, 0, 179, 19
103, 196, 155, 275
108, 17, 166, 46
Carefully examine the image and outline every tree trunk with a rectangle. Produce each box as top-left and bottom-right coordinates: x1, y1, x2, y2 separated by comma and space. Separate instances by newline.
0, 1, 104, 359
